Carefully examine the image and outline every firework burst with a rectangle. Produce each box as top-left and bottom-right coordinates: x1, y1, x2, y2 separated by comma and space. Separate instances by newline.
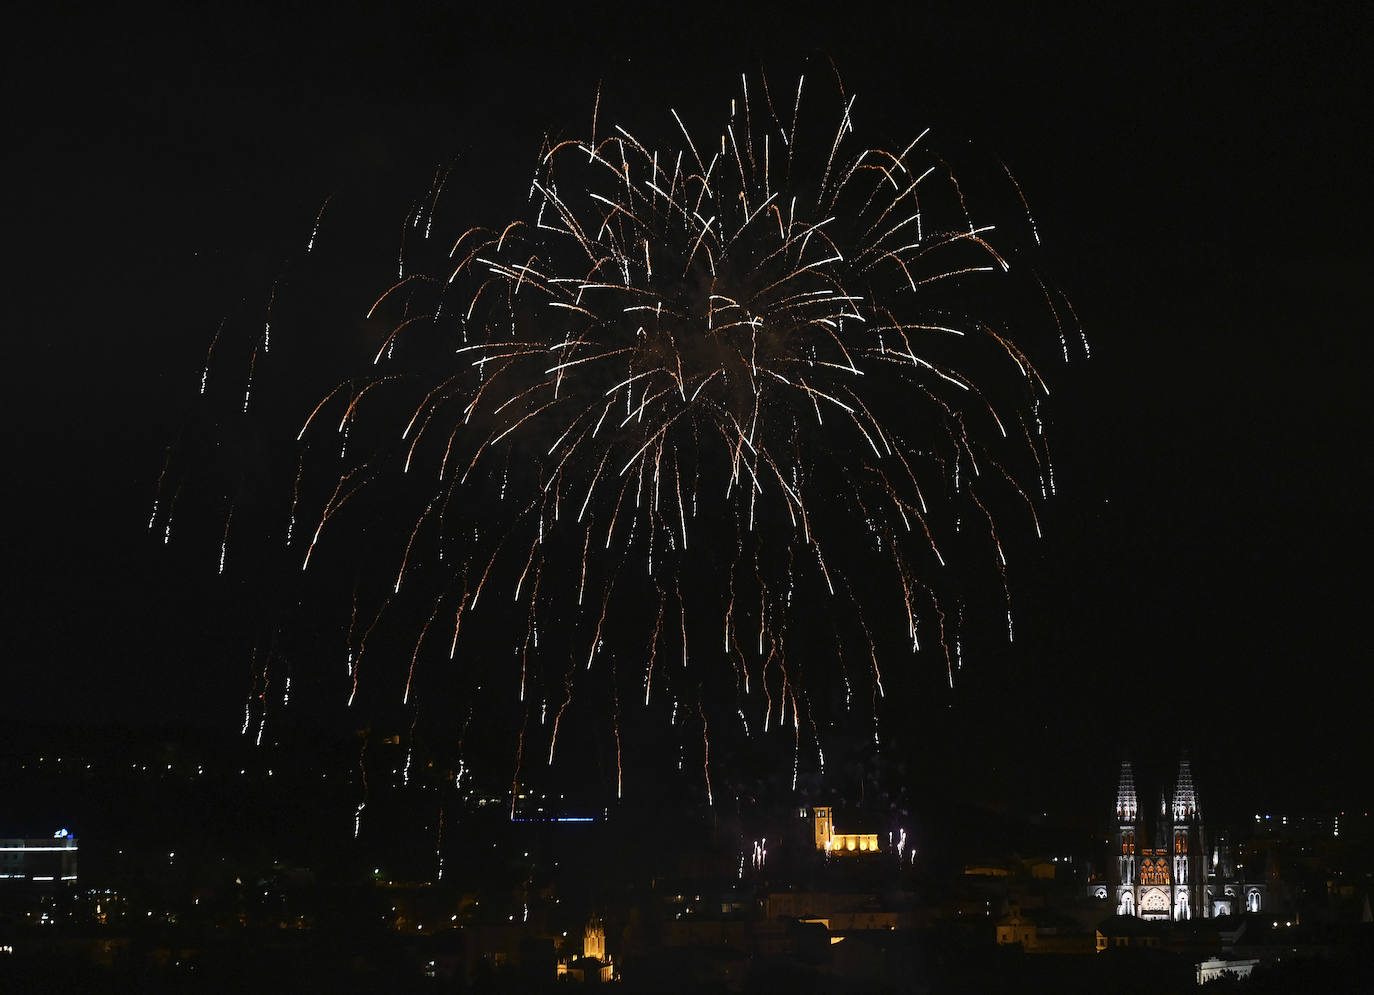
159, 69, 1083, 805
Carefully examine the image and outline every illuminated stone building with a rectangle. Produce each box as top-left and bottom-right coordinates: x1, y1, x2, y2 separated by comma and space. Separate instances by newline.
1096, 758, 1266, 920
812, 807, 879, 854
557, 919, 613, 983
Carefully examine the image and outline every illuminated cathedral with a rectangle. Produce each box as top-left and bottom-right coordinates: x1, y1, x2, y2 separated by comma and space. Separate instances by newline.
1096, 757, 1266, 920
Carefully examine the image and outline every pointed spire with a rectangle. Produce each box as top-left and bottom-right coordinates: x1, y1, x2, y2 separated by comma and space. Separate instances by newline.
1115, 761, 1137, 821
1173, 754, 1199, 821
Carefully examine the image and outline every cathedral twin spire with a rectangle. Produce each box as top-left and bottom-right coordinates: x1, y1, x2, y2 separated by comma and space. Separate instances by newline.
1115, 760, 1137, 821
1115, 756, 1199, 824
1111, 753, 1207, 921
1173, 755, 1199, 822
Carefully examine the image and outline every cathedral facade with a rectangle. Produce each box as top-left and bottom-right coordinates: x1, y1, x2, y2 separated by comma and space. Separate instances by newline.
1096, 757, 1266, 920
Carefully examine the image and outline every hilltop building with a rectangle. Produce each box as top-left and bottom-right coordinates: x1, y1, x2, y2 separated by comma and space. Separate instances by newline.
812, 807, 880, 854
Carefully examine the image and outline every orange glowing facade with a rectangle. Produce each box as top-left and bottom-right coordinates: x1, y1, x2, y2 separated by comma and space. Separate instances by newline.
812, 807, 880, 854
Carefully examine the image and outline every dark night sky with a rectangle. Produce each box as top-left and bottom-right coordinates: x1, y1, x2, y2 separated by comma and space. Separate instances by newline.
5, 2, 1371, 820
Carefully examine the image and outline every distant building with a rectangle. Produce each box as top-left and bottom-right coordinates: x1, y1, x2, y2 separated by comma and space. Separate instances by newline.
962, 864, 1012, 878
996, 907, 1038, 948
812, 807, 879, 854
767, 892, 898, 932
1196, 956, 1258, 983
0, 830, 77, 887
1095, 914, 1164, 951
1094, 757, 1266, 920
557, 919, 613, 983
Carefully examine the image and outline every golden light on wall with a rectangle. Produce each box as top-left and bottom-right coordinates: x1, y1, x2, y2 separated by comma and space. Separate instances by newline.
813, 809, 880, 854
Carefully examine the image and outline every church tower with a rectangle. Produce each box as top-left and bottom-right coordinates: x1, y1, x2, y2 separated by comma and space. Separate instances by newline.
1113, 761, 1138, 915
1171, 754, 1205, 920
813, 806, 833, 851
583, 920, 606, 961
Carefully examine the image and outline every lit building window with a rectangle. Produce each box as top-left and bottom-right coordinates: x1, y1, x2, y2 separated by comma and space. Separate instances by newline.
1140, 859, 1169, 886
